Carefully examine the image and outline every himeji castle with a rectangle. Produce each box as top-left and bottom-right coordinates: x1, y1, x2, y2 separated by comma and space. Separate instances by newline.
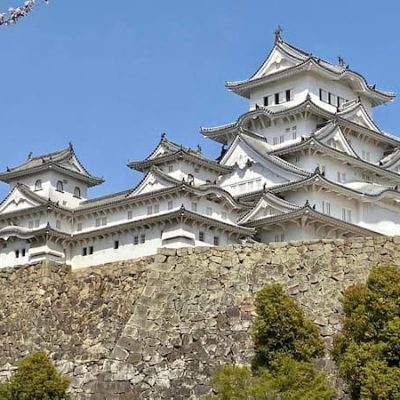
1, 31, 400, 269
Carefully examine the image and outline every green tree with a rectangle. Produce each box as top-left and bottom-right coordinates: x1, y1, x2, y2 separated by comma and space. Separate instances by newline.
0, 352, 70, 400
333, 265, 400, 399
252, 284, 325, 369
206, 284, 334, 400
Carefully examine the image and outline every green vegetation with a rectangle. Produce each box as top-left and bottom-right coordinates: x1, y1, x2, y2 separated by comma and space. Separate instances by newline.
206, 284, 335, 400
0, 352, 70, 400
333, 265, 400, 400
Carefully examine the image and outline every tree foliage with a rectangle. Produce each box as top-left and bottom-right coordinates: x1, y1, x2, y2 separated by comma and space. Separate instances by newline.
0, 352, 70, 400
252, 284, 324, 368
206, 284, 335, 400
333, 265, 400, 399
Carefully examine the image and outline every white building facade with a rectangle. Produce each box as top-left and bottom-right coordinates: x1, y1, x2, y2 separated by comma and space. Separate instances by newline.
1, 32, 399, 269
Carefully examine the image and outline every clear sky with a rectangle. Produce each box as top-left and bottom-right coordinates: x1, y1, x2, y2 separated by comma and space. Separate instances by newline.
0, 0, 399, 199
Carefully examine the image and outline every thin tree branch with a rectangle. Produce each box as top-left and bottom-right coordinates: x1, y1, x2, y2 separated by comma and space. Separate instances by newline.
0, 0, 48, 26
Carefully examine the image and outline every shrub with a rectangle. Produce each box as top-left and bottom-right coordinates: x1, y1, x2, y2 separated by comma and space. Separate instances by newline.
333, 265, 400, 399
206, 284, 334, 399
252, 284, 324, 369
0, 352, 70, 400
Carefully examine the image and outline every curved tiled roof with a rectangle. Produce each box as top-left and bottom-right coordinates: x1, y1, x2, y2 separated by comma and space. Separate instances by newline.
0, 144, 103, 187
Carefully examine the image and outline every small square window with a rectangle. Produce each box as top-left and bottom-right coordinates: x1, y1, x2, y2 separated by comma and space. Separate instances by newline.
168, 165, 173, 173
214, 236, 220, 246
101, 217, 107, 226
28, 221, 33, 229
273, 137, 278, 145
15, 250, 20, 258
168, 201, 173, 210
89, 246, 94, 255
199, 231, 205, 242
34, 219, 40, 228
274, 93, 280, 104
147, 206, 153, 215
154, 204, 159, 213
140, 234, 146, 244
21, 248, 26, 257
95, 218, 100, 227
114, 240, 119, 250
279, 135, 284, 144
127, 210, 133, 220
194, 166, 200, 173
56, 220, 61, 229
263, 96, 269, 106
82, 247, 87, 256
134, 235, 139, 245
77, 223, 83, 232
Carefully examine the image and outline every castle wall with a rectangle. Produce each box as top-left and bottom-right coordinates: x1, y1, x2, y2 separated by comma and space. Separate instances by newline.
0, 236, 400, 399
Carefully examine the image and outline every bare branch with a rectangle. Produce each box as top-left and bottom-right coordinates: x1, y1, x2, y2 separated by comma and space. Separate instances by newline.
0, 0, 49, 26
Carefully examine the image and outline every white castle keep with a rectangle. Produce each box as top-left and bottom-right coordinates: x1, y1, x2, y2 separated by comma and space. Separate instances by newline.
1, 32, 400, 269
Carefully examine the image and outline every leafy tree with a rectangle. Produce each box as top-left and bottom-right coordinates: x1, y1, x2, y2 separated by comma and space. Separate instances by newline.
333, 265, 400, 399
206, 356, 334, 400
252, 284, 324, 369
0, 352, 70, 400
206, 284, 334, 400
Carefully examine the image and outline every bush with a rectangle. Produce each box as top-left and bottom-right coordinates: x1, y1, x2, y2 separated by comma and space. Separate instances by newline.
252, 284, 324, 369
333, 265, 400, 399
206, 356, 335, 400
206, 284, 334, 400
0, 352, 70, 400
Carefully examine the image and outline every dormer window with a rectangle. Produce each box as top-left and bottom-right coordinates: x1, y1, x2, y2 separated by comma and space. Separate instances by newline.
34, 179, 42, 191
56, 180, 64, 192
74, 186, 81, 198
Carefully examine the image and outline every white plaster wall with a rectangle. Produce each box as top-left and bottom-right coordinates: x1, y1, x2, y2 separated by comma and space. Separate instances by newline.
0, 239, 30, 268
161, 161, 219, 185
10, 171, 88, 208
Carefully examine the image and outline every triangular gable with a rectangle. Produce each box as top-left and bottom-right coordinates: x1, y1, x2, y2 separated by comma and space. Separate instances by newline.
59, 153, 90, 176
238, 193, 300, 224
380, 148, 400, 171
147, 138, 181, 160
129, 169, 178, 197
338, 103, 380, 132
220, 134, 309, 180
316, 124, 358, 157
251, 44, 301, 80
0, 185, 45, 214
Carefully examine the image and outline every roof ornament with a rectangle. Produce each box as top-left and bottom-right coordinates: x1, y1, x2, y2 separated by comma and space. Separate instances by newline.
68, 142, 73, 150
338, 56, 346, 67
274, 25, 283, 43
314, 166, 321, 175
6, 166, 9, 172
27, 152, 33, 160
305, 199, 310, 207
161, 132, 167, 140
263, 183, 267, 192
197, 144, 202, 154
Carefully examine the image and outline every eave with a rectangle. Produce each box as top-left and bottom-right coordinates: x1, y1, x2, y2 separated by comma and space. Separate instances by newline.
128, 149, 232, 174
226, 57, 394, 106
72, 207, 254, 241
242, 205, 382, 237
0, 163, 104, 187
271, 136, 400, 184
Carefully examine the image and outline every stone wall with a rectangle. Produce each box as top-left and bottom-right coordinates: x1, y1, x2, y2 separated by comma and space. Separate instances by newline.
1, 236, 400, 399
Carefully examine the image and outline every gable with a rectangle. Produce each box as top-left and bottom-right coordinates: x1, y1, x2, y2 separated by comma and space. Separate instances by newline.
251, 46, 301, 80
339, 105, 379, 132
129, 170, 177, 197
59, 154, 88, 175
317, 126, 357, 157
0, 186, 44, 214
239, 194, 299, 224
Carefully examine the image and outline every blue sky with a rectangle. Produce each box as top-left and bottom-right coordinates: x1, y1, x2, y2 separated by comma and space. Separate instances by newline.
0, 0, 399, 199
